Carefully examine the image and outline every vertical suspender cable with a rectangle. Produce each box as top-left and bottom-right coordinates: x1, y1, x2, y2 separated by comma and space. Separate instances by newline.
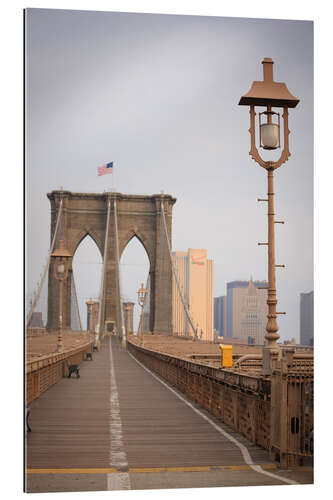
96, 197, 111, 342
26, 198, 64, 328
160, 199, 197, 338
71, 272, 82, 330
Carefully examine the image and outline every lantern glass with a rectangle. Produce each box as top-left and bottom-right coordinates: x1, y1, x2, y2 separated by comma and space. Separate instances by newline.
137, 285, 146, 306
260, 123, 279, 150
57, 262, 65, 275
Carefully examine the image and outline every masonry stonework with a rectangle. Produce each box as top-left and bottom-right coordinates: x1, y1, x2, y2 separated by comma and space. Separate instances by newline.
47, 191, 176, 334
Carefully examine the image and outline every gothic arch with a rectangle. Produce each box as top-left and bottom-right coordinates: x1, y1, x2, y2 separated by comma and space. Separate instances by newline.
71, 228, 104, 259
119, 228, 153, 268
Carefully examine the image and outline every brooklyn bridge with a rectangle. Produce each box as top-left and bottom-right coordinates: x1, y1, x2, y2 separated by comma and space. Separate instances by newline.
25, 190, 313, 493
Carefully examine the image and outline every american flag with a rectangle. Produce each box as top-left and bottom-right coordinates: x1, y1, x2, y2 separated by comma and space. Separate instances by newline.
97, 161, 113, 176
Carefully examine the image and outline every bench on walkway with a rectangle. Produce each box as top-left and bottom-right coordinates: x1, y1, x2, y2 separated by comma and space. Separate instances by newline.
66, 360, 80, 378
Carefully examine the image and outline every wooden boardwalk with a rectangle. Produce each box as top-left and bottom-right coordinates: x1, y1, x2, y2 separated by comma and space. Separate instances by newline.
26, 335, 313, 492
26, 335, 273, 471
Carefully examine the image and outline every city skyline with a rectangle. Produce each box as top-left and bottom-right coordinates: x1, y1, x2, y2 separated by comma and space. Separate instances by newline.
26, 9, 313, 340
219, 278, 269, 345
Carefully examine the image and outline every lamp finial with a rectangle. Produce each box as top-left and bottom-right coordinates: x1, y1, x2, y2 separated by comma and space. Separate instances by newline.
262, 58, 274, 82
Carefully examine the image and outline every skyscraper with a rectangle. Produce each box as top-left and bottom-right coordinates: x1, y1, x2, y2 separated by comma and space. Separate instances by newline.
214, 296, 226, 338
226, 278, 268, 344
172, 249, 214, 341
300, 291, 314, 346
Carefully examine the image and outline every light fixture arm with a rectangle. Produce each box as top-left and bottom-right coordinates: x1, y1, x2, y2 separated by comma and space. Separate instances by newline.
249, 106, 266, 168
249, 106, 291, 170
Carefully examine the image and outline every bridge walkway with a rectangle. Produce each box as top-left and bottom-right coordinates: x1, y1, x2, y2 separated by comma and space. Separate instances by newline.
26, 336, 307, 492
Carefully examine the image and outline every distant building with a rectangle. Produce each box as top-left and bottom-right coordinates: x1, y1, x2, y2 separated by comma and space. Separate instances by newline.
283, 338, 296, 345
300, 291, 314, 346
214, 296, 226, 338
172, 249, 214, 341
226, 278, 268, 345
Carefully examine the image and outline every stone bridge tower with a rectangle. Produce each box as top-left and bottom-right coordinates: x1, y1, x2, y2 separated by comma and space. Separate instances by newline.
46, 190, 176, 334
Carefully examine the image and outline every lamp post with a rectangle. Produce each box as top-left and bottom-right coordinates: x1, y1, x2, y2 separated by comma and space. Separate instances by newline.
238, 58, 299, 374
51, 240, 72, 352
137, 282, 147, 345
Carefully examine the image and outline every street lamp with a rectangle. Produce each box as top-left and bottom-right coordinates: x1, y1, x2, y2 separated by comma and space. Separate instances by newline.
238, 58, 299, 374
51, 240, 72, 352
137, 282, 147, 345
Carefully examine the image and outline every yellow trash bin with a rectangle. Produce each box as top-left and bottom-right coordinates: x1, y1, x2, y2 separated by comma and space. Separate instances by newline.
219, 345, 233, 368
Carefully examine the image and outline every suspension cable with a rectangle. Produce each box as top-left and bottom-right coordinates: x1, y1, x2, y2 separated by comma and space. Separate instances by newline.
96, 197, 111, 341
26, 198, 64, 328
113, 198, 126, 345
71, 272, 82, 330
160, 199, 197, 338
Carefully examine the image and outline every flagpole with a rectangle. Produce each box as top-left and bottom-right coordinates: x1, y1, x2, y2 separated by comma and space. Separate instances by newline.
112, 162, 115, 192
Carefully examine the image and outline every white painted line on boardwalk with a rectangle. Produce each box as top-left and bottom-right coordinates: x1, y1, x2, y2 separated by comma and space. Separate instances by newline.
107, 473, 131, 491
128, 351, 298, 486
108, 337, 131, 490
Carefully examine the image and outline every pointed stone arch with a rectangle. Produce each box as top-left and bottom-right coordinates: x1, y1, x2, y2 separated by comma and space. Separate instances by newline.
71, 228, 104, 260
119, 228, 153, 268
71, 232, 103, 330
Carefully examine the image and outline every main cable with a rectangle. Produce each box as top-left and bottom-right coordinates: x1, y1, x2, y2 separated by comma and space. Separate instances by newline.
26, 198, 64, 328
160, 199, 197, 338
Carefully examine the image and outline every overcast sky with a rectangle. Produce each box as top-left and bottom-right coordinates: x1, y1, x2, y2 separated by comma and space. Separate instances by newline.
25, 8, 313, 338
